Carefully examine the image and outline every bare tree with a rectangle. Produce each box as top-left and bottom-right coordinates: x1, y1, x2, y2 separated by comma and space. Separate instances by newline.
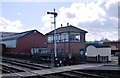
100, 38, 110, 42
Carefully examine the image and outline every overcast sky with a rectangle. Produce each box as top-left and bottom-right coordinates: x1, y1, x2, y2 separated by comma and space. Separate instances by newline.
0, 0, 119, 41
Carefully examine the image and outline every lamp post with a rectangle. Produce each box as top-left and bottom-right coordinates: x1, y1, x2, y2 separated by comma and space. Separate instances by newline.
47, 9, 58, 67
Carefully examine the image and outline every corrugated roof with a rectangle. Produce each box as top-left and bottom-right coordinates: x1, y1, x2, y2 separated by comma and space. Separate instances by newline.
0, 32, 16, 37
1, 30, 37, 41
86, 42, 111, 48
104, 41, 120, 44
45, 25, 88, 35
94, 45, 111, 48
86, 42, 103, 47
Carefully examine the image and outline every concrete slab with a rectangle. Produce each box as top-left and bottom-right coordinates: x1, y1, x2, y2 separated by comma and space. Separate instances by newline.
85, 65, 120, 71
32, 64, 103, 76
2, 64, 101, 77
2, 63, 120, 77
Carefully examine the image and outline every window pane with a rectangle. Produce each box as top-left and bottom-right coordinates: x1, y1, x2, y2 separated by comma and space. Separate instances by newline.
64, 34, 69, 42
61, 34, 64, 42
75, 34, 80, 41
70, 34, 74, 41
61, 33, 68, 42
56, 34, 60, 42
48, 35, 53, 43
70, 33, 80, 42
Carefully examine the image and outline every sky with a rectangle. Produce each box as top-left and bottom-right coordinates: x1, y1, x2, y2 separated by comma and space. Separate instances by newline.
0, 0, 119, 41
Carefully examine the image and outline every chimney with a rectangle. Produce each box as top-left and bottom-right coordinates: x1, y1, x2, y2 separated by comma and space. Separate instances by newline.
67, 23, 69, 26
61, 24, 63, 27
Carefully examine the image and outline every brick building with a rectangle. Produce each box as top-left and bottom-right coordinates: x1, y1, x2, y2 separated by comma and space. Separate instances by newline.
104, 41, 120, 55
1, 30, 47, 56
46, 24, 87, 63
104, 42, 120, 50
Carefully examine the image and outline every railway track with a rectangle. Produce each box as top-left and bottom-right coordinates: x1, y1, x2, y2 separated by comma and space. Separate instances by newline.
0, 62, 36, 72
2, 57, 50, 69
1, 65, 24, 73
1, 57, 51, 74
28, 70, 107, 78
2, 60, 46, 70
1, 57, 120, 78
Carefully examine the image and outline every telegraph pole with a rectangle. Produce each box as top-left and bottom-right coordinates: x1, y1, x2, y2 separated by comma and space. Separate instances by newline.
47, 9, 58, 67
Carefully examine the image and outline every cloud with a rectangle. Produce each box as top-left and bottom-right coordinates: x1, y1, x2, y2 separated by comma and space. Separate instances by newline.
17, 12, 22, 16
42, 0, 118, 41
0, 17, 24, 32
105, 0, 119, 9
105, 0, 118, 18
41, 15, 55, 34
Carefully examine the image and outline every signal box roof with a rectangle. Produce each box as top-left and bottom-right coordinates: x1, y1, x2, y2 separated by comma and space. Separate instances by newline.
45, 25, 88, 35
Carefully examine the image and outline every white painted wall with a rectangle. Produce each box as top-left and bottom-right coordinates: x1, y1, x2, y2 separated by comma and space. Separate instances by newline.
2, 40, 16, 48
86, 46, 97, 56
86, 45, 111, 61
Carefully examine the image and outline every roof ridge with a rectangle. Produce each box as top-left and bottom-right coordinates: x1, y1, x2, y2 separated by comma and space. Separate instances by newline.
46, 25, 88, 35
19, 29, 37, 33
2, 29, 37, 37
2, 29, 38, 41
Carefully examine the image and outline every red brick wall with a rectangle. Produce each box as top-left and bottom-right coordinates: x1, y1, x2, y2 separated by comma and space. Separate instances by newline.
48, 42, 85, 54
16, 31, 47, 55
104, 42, 120, 50
47, 33, 86, 56
5, 48, 16, 54
5, 31, 47, 55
